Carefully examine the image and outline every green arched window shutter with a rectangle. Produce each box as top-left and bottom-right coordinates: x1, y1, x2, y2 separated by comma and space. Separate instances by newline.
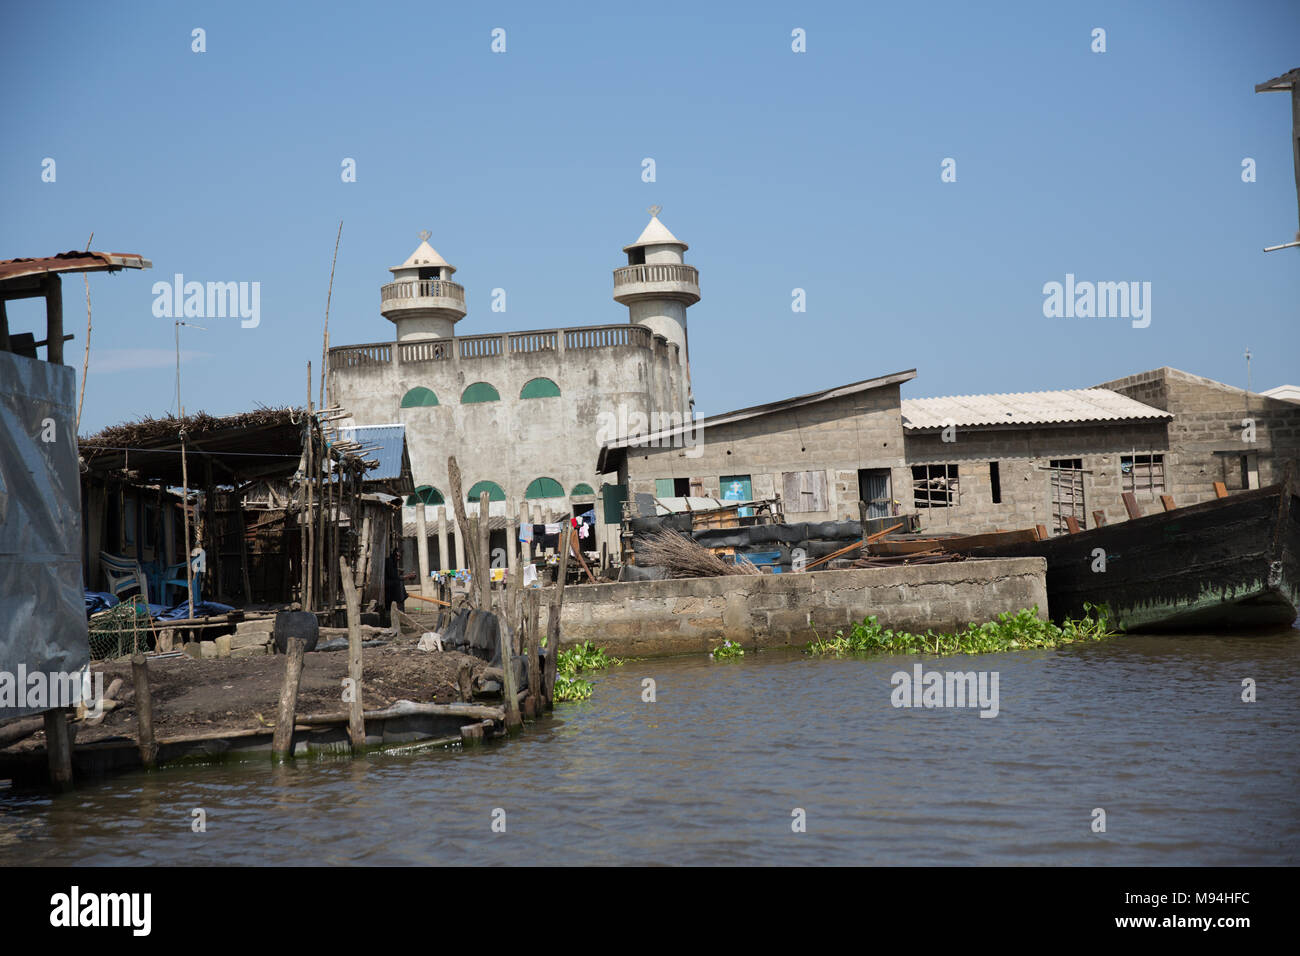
400, 386, 439, 408
520, 377, 561, 399
406, 485, 445, 506
466, 480, 506, 502
570, 483, 595, 496
461, 382, 501, 404
525, 477, 565, 499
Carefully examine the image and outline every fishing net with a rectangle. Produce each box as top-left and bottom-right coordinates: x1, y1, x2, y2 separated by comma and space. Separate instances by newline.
88, 597, 158, 660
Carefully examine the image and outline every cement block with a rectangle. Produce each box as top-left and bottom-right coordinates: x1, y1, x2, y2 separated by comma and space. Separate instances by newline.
231, 629, 272, 650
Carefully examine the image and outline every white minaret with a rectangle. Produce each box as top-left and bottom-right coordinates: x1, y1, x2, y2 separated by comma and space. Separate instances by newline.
381, 231, 467, 341
613, 207, 700, 363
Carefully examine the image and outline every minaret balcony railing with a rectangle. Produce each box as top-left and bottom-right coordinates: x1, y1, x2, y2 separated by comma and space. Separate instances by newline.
612, 263, 699, 288
381, 278, 466, 306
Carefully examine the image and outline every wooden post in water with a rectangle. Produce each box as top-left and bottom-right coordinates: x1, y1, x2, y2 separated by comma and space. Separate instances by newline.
498, 607, 522, 731
43, 709, 73, 791
524, 589, 542, 717
131, 652, 158, 769
272, 637, 307, 758
544, 525, 572, 708
339, 556, 365, 750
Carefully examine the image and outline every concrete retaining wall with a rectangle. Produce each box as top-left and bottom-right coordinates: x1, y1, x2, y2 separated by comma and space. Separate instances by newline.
548, 556, 1048, 656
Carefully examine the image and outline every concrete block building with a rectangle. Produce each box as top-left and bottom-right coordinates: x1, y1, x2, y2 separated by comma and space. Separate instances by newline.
599, 366, 1300, 539
328, 214, 700, 569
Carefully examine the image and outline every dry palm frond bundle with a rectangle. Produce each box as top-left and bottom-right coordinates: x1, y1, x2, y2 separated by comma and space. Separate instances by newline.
82, 405, 303, 448
636, 530, 763, 578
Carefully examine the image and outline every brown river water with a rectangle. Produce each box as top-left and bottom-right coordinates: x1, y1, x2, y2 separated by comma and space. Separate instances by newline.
1, 627, 1297, 866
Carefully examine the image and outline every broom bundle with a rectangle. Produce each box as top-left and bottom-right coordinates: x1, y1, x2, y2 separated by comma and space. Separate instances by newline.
636, 530, 763, 578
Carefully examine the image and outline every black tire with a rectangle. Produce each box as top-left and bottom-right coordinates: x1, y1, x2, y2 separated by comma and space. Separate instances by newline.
273, 611, 319, 654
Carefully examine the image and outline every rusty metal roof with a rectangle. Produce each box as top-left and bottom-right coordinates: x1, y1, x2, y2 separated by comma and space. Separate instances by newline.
1256, 68, 1300, 93
902, 388, 1172, 431
0, 250, 151, 283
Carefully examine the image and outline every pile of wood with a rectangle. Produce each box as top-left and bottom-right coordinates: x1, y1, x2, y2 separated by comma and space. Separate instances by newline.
636, 530, 762, 578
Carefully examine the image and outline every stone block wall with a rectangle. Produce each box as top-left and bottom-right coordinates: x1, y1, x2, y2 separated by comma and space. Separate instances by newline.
546, 557, 1047, 655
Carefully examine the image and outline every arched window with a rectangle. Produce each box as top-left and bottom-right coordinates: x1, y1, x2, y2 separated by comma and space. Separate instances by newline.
406, 485, 445, 506
466, 480, 506, 502
525, 477, 565, 499
571, 483, 595, 496
400, 386, 439, 408
461, 382, 501, 404
520, 377, 561, 399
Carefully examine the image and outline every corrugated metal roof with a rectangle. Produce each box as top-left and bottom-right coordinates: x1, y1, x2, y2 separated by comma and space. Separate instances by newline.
597, 368, 918, 473
901, 388, 1171, 430
0, 250, 151, 283
340, 423, 406, 479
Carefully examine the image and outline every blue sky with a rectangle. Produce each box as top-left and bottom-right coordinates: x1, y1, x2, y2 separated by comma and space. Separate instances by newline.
2, 0, 1297, 436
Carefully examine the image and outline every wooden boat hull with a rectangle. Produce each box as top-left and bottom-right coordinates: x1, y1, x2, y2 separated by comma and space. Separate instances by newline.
963, 481, 1299, 632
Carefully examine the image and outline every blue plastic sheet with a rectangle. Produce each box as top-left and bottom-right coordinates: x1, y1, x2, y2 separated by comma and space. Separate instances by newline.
84, 590, 120, 616
156, 599, 237, 621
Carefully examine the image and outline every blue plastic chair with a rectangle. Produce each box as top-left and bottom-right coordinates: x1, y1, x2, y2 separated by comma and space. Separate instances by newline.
100, 551, 149, 600
163, 555, 203, 607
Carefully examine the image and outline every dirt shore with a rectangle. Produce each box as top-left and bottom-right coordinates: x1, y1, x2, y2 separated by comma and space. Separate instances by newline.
7, 636, 488, 751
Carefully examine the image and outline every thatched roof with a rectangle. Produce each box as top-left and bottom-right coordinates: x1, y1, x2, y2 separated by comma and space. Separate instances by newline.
80, 406, 312, 485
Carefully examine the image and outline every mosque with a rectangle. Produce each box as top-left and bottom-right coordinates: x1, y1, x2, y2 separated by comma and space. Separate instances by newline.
328, 209, 701, 569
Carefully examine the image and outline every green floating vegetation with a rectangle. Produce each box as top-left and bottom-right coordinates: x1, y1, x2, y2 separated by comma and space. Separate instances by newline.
806, 605, 1117, 657
709, 639, 745, 661
553, 642, 624, 702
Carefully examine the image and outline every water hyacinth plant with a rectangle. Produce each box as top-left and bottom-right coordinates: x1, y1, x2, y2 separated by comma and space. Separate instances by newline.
806, 605, 1117, 657
709, 639, 745, 661
553, 641, 624, 702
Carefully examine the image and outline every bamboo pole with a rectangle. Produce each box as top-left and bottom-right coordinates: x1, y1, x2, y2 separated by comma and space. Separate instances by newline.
304, 364, 315, 611
131, 652, 157, 768
339, 555, 365, 749
272, 637, 307, 758
298, 422, 309, 606
75, 231, 93, 432
320, 219, 342, 411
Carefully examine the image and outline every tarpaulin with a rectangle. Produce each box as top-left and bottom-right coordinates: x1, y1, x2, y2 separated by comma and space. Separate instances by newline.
0, 351, 90, 718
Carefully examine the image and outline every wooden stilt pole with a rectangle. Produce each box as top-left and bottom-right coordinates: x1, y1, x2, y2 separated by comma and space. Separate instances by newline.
524, 588, 542, 717
339, 556, 365, 750
544, 525, 572, 708
131, 652, 157, 768
43, 709, 73, 791
272, 637, 307, 758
